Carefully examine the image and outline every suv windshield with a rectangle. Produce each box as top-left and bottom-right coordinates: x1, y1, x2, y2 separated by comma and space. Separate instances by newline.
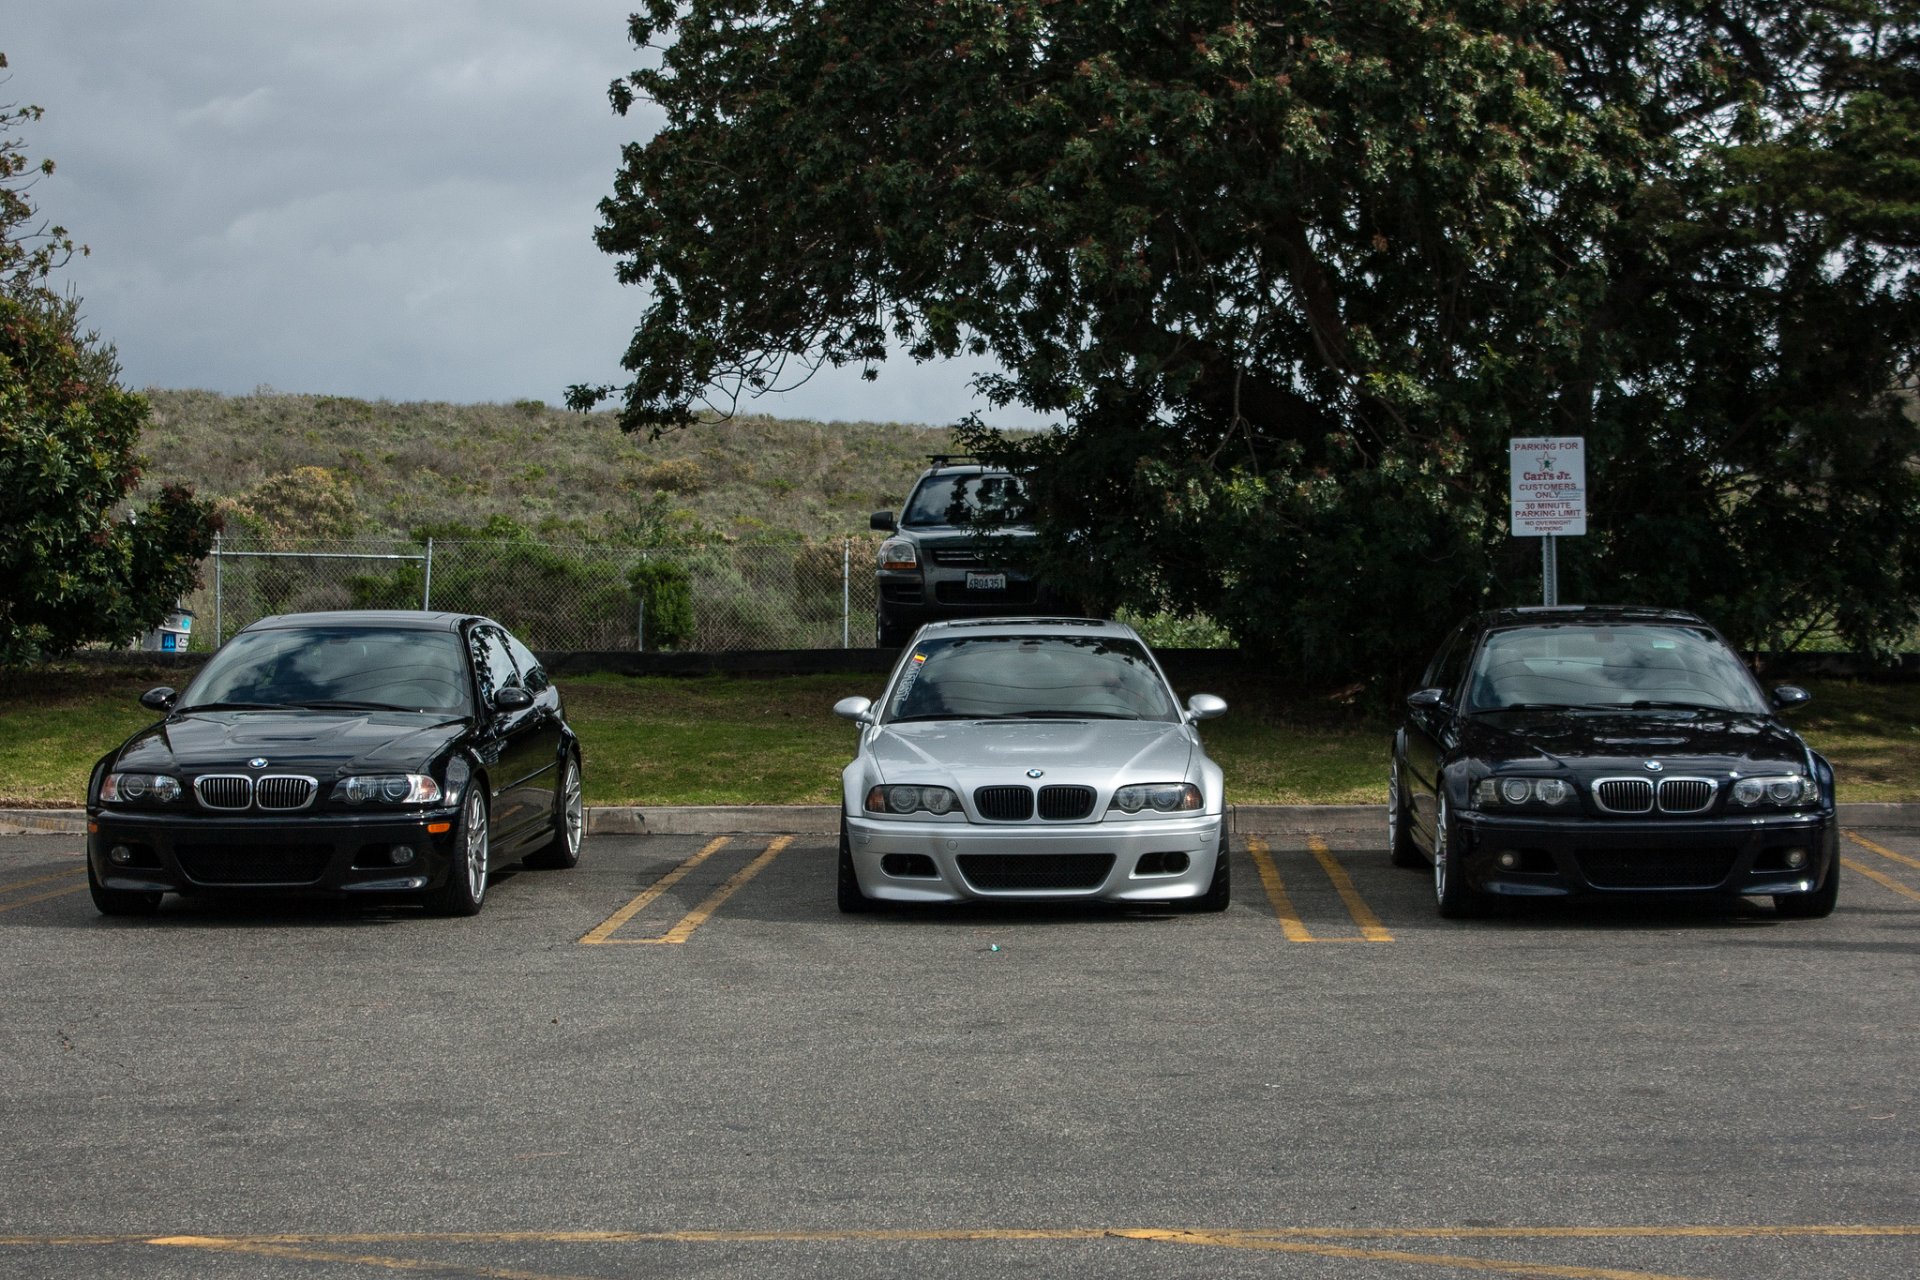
886, 634, 1176, 722
901, 471, 1029, 528
181, 627, 472, 714
1464, 624, 1769, 714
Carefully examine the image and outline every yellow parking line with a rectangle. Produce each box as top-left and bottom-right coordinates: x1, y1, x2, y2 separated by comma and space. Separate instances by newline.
0, 868, 85, 896
1246, 836, 1315, 941
578, 837, 730, 944
0, 883, 88, 914
1307, 836, 1393, 942
150, 1236, 604, 1279
1843, 828, 1920, 871
1842, 856, 1920, 905
635, 836, 793, 945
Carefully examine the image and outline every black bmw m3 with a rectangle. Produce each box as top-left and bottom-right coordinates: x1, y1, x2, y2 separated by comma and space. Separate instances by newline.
1389, 606, 1838, 919
86, 611, 583, 917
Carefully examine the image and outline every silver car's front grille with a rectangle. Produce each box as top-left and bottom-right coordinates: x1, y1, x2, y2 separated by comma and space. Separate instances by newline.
974, 786, 1035, 821
194, 775, 252, 811
1657, 777, 1717, 814
255, 775, 318, 811
1037, 786, 1096, 821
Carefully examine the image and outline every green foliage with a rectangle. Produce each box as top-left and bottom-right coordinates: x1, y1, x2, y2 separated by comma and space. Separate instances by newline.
0, 65, 217, 663
584, 1, 1920, 687
228, 465, 363, 540
628, 558, 695, 650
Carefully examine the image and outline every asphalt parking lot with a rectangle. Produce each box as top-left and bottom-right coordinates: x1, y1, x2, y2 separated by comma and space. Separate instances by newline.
1, 823, 1916, 1280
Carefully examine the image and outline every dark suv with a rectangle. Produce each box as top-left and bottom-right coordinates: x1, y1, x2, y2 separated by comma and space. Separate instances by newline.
869, 456, 1056, 647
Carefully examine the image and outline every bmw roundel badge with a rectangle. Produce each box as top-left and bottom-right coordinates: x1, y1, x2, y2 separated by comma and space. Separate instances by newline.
248, 757, 269, 769
1644, 760, 1663, 772
1026, 768, 1044, 779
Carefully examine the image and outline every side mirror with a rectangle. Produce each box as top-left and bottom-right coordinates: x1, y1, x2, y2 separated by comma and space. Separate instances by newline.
140, 686, 178, 712
491, 686, 535, 712
833, 696, 875, 725
1185, 693, 1227, 722
1772, 685, 1812, 710
869, 511, 897, 532
1407, 688, 1447, 712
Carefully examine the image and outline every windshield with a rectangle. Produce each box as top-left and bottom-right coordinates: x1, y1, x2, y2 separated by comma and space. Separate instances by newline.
901, 471, 1030, 528
181, 627, 472, 714
884, 634, 1177, 722
1464, 624, 1769, 714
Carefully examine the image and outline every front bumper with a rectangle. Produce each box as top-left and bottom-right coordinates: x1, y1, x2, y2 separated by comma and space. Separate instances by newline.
88, 806, 465, 898
876, 569, 1064, 628
1454, 808, 1838, 899
845, 810, 1223, 904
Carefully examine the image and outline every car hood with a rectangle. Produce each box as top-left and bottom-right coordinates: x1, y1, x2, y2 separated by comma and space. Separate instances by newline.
112, 710, 469, 778
866, 719, 1195, 786
1458, 708, 1810, 773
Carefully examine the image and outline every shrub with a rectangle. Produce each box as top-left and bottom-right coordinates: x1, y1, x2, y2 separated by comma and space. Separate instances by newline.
629, 559, 695, 650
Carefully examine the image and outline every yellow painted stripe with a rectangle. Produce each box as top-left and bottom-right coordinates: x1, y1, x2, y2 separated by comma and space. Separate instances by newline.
1843, 828, 1920, 872
1842, 856, 1920, 905
0, 868, 86, 895
1246, 836, 1315, 941
1307, 836, 1393, 941
639, 836, 793, 945
0, 882, 88, 914
149, 1236, 607, 1279
1134, 1230, 1708, 1278
577, 837, 730, 944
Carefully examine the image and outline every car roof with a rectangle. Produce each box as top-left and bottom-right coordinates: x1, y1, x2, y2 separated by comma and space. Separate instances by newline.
913, 616, 1139, 641
240, 610, 476, 633
1476, 605, 1710, 631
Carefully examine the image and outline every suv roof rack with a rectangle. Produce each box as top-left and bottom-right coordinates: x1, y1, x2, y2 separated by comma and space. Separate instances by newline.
926, 453, 987, 469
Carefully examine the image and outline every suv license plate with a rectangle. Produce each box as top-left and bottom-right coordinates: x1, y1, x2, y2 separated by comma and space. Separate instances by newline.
966, 572, 1007, 592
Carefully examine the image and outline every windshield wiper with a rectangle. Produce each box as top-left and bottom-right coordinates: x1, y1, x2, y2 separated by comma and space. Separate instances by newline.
177, 700, 294, 711
1468, 702, 1569, 714
1621, 700, 1736, 713
1003, 710, 1139, 720
295, 699, 426, 711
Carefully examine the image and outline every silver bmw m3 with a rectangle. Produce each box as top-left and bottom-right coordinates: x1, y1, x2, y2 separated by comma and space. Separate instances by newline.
832, 617, 1230, 912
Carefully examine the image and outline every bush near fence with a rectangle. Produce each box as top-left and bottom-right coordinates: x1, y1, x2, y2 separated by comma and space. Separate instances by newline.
188, 535, 880, 652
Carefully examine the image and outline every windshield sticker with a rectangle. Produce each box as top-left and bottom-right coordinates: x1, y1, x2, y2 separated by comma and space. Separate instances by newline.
893, 652, 928, 706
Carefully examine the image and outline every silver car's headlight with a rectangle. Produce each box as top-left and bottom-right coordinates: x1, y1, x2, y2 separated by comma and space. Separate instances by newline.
331, 773, 443, 805
99, 773, 183, 804
1109, 783, 1202, 814
866, 784, 959, 816
1730, 774, 1818, 808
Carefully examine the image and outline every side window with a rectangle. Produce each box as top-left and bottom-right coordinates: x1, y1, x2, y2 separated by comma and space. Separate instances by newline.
1423, 624, 1473, 701
469, 627, 520, 704
505, 633, 548, 693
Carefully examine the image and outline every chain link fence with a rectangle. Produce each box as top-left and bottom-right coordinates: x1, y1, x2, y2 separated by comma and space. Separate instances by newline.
183, 534, 885, 652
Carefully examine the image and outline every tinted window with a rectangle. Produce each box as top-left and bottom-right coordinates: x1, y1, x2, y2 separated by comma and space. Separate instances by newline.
1423, 623, 1472, 700
505, 632, 548, 693
182, 627, 471, 713
1464, 624, 1769, 713
885, 634, 1176, 722
470, 627, 521, 704
901, 472, 1029, 528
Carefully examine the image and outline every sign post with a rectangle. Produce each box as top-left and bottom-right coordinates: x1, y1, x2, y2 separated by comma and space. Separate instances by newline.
1509, 437, 1587, 606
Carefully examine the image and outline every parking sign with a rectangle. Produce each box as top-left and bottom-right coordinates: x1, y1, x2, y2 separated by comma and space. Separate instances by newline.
1509, 437, 1587, 537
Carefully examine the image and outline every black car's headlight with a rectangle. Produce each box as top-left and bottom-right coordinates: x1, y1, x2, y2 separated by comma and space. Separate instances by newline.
331, 773, 443, 805
866, 784, 959, 815
1472, 776, 1575, 810
98, 773, 183, 804
877, 538, 919, 570
1730, 774, 1818, 808
1109, 783, 1203, 814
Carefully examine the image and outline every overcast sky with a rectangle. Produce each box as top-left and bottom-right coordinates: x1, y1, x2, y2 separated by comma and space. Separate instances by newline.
5, 2, 1037, 428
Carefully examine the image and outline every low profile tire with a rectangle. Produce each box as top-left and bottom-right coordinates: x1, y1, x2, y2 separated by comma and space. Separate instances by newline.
87, 859, 161, 917
1178, 831, 1233, 912
837, 818, 876, 914
1774, 856, 1839, 919
1432, 796, 1481, 920
1388, 754, 1423, 869
523, 752, 583, 870
429, 787, 490, 917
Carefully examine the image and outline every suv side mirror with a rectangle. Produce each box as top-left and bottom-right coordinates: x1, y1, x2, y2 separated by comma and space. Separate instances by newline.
491, 686, 534, 712
1406, 688, 1448, 712
140, 686, 178, 712
1772, 685, 1812, 710
869, 511, 897, 532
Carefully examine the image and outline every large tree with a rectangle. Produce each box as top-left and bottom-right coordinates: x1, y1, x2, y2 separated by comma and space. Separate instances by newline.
578, 1, 1920, 681
1, 55, 217, 663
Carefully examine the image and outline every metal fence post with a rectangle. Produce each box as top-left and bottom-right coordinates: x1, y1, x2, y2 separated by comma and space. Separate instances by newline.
842, 537, 851, 648
212, 531, 223, 647
422, 537, 434, 610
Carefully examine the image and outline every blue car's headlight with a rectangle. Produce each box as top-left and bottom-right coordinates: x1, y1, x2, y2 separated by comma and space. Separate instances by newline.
99, 773, 183, 804
1730, 775, 1818, 808
331, 774, 443, 805
1472, 777, 1575, 810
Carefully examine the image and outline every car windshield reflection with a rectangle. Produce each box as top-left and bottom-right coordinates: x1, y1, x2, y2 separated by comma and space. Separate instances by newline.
884, 635, 1176, 723
1464, 624, 1770, 715
180, 628, 472, 714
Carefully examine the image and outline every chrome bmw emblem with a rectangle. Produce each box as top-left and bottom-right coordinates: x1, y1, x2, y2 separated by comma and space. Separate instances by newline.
1026, 768, 1045, 779
248, 757, 269, 769
1643, 760, 1663, 772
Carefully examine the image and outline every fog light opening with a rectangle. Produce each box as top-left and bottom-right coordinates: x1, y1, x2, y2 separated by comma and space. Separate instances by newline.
1785, 849, 1808, 869
1496, 851, 1520, 870
390, 845, 417, 866
109, 844, 133, 865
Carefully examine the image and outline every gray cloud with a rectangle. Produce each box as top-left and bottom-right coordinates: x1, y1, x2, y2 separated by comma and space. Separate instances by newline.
6, 2, 1046, 427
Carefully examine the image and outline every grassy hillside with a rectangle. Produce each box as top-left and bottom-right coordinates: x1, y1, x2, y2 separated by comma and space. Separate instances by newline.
138, 389, 960, 544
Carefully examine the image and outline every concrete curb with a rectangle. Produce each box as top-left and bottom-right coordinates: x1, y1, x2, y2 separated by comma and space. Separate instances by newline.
11, 802, 1917, 838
